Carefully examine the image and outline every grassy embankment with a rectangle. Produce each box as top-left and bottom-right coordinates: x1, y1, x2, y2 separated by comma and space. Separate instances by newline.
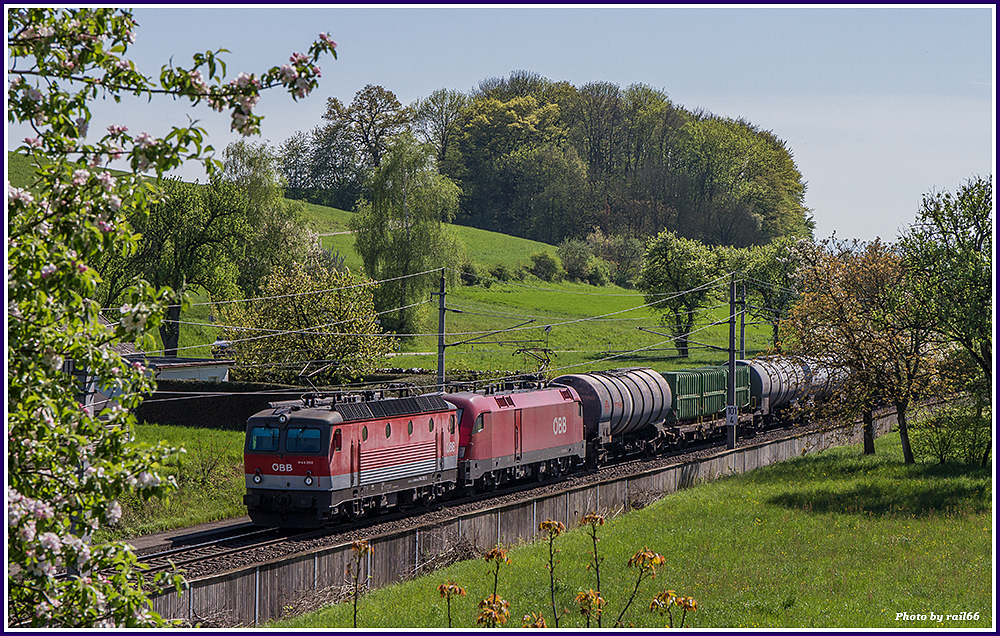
267, 432, 992, 630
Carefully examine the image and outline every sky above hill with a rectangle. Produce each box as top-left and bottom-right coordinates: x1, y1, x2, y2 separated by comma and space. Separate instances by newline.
6, 4, 996, 243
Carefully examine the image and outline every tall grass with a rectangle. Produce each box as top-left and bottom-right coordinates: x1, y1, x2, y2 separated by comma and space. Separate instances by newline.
268, 432, 992, 629
97, 424, 247, 542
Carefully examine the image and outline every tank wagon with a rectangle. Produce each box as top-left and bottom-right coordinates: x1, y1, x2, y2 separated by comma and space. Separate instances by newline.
244, 356, 842, 527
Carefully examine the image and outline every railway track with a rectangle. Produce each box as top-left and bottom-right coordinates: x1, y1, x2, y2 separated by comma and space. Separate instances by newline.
127, 417, 776, 580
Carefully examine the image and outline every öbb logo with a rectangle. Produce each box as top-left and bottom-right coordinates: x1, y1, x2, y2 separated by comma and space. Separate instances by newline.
553, 416, 567, 435
272, 463, 293, 472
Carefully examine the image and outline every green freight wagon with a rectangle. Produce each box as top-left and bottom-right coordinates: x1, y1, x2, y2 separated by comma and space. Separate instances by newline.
661, 369, 701, 422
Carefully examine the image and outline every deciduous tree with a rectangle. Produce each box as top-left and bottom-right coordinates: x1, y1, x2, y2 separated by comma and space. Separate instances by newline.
350, 133, 462, 335
323, 84, 413, 171
6, 7, 335, 625
638, 230, 720, 358
900, 175, 993, 388
783, 237, 940, 461
215, 259, 394, 385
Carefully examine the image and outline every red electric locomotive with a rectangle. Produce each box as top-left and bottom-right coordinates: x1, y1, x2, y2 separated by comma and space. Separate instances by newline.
243, 393, 459, 527
446, 385, 586, 491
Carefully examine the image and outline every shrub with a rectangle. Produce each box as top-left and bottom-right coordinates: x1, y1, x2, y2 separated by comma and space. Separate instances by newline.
530, 251, 562, 282
587, 257, 612, 286
911, 403, 992, 465
460, 261, 482, 286
489, 263, 512, 282
557, 239, 593, 282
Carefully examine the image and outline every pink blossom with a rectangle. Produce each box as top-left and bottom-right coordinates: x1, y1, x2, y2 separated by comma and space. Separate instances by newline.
296, 78, 311, 98
73, 169, 89, 185
318, 33, 337, 48
107, 124, 128, 135
19, 521, 36, 542
97, 171, 116, 191
23, 136, 42, 149
39, 532, 61, 551
40, 264, 57, 278
280, 64, 298, 83
105, 501, 122, 524
134, 131, 154, 149
25, 87, 42, 102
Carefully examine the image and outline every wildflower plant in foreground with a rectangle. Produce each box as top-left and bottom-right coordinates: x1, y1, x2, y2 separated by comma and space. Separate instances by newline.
480, 546, 510, 627
580, 511, 606, 626
347, 540, 373, 628
539, 518, 565, 627
437, 580, 466, 628
576, 588, 606, 628
477, 594, 510, 628
650, 589, 698, 627
615, 546, 666, 627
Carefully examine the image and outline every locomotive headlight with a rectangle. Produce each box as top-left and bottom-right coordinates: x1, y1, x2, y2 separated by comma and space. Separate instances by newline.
253, 469, 262, 484
304, 470, 314, 486
278, 414, 288, 423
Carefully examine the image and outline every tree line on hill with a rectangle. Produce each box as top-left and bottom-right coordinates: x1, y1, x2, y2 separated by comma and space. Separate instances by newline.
277, 70, 815, 250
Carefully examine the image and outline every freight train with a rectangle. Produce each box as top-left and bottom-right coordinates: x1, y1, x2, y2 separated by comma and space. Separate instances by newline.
243, 356, 841, 527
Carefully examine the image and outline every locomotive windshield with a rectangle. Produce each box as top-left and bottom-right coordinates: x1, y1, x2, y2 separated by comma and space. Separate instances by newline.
285, 427, 322, 453
247, 426, 280, 452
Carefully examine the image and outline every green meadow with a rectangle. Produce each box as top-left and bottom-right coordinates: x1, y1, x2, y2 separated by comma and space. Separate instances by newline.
268, 432, 992, 630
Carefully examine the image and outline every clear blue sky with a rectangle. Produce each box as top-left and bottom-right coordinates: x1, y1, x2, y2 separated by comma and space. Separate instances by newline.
7, 4, 996, 242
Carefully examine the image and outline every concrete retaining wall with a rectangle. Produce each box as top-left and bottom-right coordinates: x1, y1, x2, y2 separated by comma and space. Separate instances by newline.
151, 410, 897, 626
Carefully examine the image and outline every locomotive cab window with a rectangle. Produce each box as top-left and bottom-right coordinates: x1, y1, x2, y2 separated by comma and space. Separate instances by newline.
472, 413, 484, 434
332, 428, 342, 452
248, 426, 280, 452
285, 427, 322, 453
450, 415, 456, 434
428, 418, 434, 432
